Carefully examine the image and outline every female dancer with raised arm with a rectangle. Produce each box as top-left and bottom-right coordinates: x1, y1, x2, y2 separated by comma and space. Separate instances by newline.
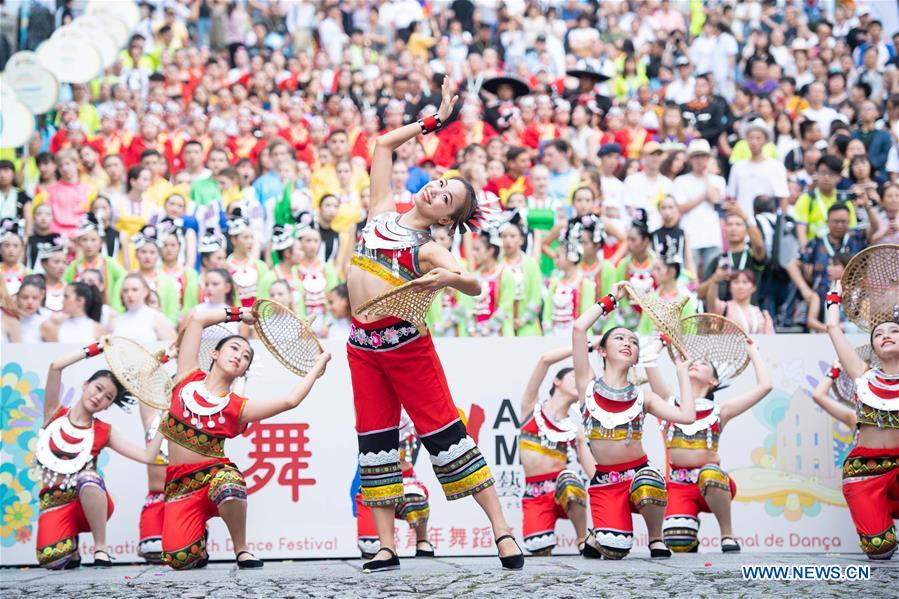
519, 346, 594, 555
34, 338, 164, 569
573, 282, 696, 559
811, 360, 858, 429
160, 307, 330, 569
644, 338, 772, 553
346, 76, 524, 572
825, 280, 899, 560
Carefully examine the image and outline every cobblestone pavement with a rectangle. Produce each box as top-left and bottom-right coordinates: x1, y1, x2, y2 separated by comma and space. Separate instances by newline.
1, 554, 896, 598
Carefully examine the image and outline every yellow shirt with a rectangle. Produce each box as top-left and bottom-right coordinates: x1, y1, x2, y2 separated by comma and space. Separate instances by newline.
793, 188, 857, 241
146, 177, 175, 208
310, 164, 370, 209
728, 141, 779, 164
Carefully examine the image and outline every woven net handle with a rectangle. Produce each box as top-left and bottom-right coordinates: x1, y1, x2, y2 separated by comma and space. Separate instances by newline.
621, 282, 689, 359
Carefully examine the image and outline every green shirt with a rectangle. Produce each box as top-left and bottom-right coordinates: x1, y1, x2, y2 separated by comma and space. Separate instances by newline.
190, 178, 221, 207
498, 254, 543, 337
63, 257, 126, 305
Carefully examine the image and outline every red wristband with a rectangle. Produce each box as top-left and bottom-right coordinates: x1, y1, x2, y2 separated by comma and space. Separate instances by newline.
826, 367, 841, 380
225, 307, 242, 322
83, 342, 102, 358
826, 292, 842, 307
597, 294, 617, 315
419, 114, 441, 134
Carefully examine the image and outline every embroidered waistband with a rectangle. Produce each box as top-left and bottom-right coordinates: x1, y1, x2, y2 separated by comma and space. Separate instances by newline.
348, 317, 422, 350
668, 466, 701, 484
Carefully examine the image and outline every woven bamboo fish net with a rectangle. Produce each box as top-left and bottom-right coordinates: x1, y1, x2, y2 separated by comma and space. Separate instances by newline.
251, 299, 323, 376
671, 313, 751, 381
104, 337, 172, 410
841, 244, 899, 332
355, 278, 440, 335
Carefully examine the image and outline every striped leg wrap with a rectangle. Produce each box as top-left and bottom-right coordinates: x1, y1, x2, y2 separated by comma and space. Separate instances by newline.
555, 470, 587, 509
663, 516, 700, 553
358, 428, 404, 506
629, 465, 667, 509
593, 529, 633, 560
697, 464, 731, 495
422, 421, 494, 501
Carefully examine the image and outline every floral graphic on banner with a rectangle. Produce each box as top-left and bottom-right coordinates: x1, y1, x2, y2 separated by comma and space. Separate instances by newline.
731, 361, 848, 522
1, 363, 45, 547
0, 362, 99, 547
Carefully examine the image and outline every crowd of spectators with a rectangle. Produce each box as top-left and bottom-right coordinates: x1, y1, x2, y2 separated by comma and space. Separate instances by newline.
2, 0, 898, 344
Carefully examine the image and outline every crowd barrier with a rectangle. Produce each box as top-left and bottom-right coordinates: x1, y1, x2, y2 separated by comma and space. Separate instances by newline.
0, 334, 866, 564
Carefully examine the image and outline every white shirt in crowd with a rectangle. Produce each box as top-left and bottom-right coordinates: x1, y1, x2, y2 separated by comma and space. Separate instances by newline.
726, 158, 789, 217
800, 105, 840, 137
690, 32, 738, 100
111, 304, 161, 345
622, 171, 673, 230
886, 145, 899, 179
673, 172, 726, 250
599, 174, 626, 221
665, 76, 696, 104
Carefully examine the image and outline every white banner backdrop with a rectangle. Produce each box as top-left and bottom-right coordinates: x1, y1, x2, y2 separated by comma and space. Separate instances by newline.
0, 334, 868, 565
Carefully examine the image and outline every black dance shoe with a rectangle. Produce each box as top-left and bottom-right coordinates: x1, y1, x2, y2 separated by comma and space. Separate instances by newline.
92, 550, 113, 568
415, 540, 435, 557
649, 539, 671, 558
581, 531, 603, 559
63, 558, 82, 570
236, 550, 264, 569
495, 534, 525, 570
362, 547, 400, 573
721, 537, 741, 553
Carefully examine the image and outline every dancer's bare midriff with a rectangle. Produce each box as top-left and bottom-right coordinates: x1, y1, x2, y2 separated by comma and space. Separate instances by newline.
667, 448, 721, 469
520, 450, 569, 478
588, 438, 650, 466
857, 426, 899, 450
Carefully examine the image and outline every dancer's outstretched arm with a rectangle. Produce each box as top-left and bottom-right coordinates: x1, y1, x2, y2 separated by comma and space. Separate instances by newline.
415, 242, 480, 295
573, 282, 627, 393
239, 352, 331, 425
645, 354, 696, 424
824, 280, 867, 379
521, 346, 574, 419
575, 430, 596, 479
641, 335, 670, 399
810, 361, 857, 429
720, 338, 773, 425
107, 427, 166, 465
370, 76, 457, 218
